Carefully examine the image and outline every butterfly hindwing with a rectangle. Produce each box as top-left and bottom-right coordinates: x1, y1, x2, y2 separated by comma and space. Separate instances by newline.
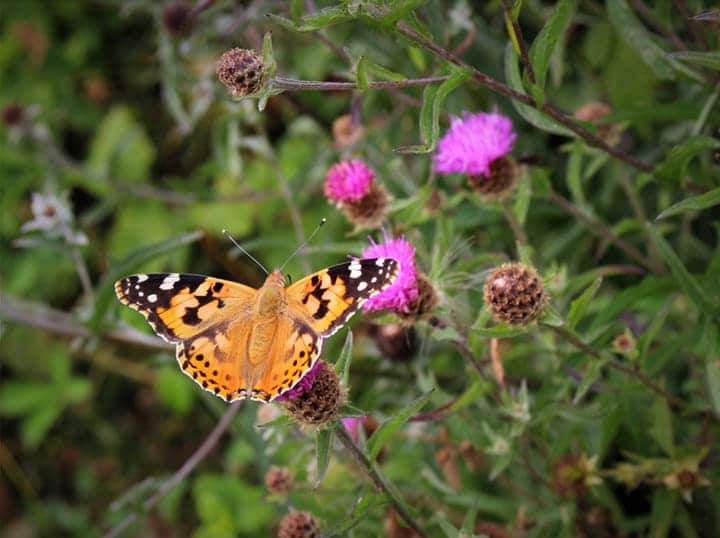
114, 273, 256, 342
286, 258, 399, 336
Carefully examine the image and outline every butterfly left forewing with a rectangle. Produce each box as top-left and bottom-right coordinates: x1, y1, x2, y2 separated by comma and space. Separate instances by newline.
286, 258, 399, 336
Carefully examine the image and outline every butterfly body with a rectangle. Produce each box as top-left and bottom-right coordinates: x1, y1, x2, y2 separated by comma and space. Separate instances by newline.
115, 259, 398, 402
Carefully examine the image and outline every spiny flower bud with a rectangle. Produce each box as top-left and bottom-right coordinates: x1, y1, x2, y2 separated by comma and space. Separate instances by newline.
396, 273, 439, 324
280, 361, 345, 427
216, 48, 266, 98
483, 263, 545, 325
162, 1, 195, 37
264, 466, 294, 495
469, 154, 519, 200
277, 511, 321, 538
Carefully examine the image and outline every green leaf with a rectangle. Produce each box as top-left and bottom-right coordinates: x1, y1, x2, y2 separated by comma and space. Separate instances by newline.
650, 488, 677, 538
645, 224, 716, 315
156, 366, 195, 416
567, 277, 602, 331
367, 389, 434, 461
22, 405, 63, 448
314, 427, 334, 488
667, 50, 720, 71
512, 168, 532, 225
0, 382, 53, 416
394, 67, 470, 154
504, 44, 573, 136
255, 415, 295, 429
653, 136, 720, 184
92, 230, 203, 329
656, 187, 720, 220
702, 318, 720, 417
267, 7, 353, 32
566, 142, 586, 206
473, 320, 528, 339
261, 32, 277, 79
334, 330, 354, 386
573, 358, 608, 405
606, 0, 674, 80
649, 397, 674, 456
529, 0, 576, 90
639, 304, 670, 367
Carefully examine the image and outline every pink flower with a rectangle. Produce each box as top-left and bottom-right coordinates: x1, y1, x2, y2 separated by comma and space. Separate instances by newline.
275, 360, 325, 401
341, 417, 363, 441
324, 159, 374, 204
361, 231, 419, 314
434, 111, 516, 178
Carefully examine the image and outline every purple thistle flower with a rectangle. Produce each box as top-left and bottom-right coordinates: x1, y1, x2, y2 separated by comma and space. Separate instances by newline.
361, 231, 419, 314
275, 360, 326, 401
341, 417, 363, 441
434, 111, 516, 178
324, 159, 374, 204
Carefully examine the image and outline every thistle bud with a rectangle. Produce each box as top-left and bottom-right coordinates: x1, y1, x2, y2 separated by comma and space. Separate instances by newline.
277, 511, 321, 538
483, 263, 545, 325
279, 361, 345, 427
469, 154, 519, 200
264, 466, 294, 495
216, 48, 266, 98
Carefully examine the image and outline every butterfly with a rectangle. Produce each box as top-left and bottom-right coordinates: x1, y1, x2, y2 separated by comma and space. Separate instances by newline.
115, 258, 399, 403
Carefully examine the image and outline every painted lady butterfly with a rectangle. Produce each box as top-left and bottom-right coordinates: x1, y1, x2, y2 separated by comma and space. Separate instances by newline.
115, 259, 398, 402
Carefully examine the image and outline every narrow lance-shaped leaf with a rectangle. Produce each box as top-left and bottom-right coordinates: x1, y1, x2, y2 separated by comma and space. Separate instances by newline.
266, 7, 353, 33
314, 427, 334, 488
529, 0, 577, 90
653, 136, 720, 185
334, 330, 353, 386
656, 187, 720, 220
367, 389, 434, 460
567, 277, 602, 331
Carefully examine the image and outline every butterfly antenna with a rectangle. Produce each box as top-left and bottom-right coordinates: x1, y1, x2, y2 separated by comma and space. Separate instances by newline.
279, 218, 327, 272
222, 229, 269, 275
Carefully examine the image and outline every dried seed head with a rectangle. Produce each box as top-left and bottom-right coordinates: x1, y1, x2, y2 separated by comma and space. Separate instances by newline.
332, 113, 364, 148
277, 511, 321, 538
264, 466, 294, 495
281, 362, 345, 427
162, 1, 195, 37
483, 263, 545, 325
216, 48, 266, 98
341, 182, 389, 229
574, 102, 619, 143
367, 322, 418, 361
469, 155, 519, 200
397, 273, 439, 324
2, 102, 24, 127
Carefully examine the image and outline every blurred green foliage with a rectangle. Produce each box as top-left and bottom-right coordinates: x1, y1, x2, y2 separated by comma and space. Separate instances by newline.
1, 1, 719, 537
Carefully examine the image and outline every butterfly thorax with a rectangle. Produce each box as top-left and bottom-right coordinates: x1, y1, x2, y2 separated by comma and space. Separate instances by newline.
247, 271, 287, 366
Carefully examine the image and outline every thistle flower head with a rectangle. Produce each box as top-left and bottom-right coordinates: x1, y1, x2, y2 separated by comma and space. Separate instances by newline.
361, 231, 419, 314
434, 111, 516, 178
324, 159, 374, 204
275, 360, 324, 402
216, 48, 266, 98
278, 361, 344, 427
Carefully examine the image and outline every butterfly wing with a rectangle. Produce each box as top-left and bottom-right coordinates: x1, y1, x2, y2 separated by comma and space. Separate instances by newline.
286, 258, 399, 336
115, 273, 259, 401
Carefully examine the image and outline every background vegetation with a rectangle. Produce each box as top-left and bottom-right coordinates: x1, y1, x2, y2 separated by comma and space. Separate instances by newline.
1, 1, 719, 536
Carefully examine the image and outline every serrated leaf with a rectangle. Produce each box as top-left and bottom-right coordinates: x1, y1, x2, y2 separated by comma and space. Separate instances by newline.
267, 7, 352, 32
645, 224, 715, 315
607, 0, 674, 79
653, 136, 720, 184
504, 44, 573, 136
334, 330, 353, 386
314, 427, 334, 488
656, 187, 720, 220
367, 389, 434, 460
567, 277, 602, 331
529, 0, 576, 90
92, 230, 203, 329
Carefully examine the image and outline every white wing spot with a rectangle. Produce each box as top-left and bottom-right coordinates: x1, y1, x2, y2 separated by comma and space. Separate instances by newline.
350, 269, 362, 279
160, 273, 180, 290
148, 294, 158, 303
375, 258, 386, 266
371, 277, 377, 283
136, 274, 149, 283
135, 285, 140, 290
357, 281, 368, 291
349, 261, 362, 272
138, 292, 144, 297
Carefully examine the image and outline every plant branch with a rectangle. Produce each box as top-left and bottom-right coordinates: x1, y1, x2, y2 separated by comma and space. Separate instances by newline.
629, 0, 688, 51
548, 190, 665, 274
394, 21, 655, 173
500, 0, 536, 84
272, 75, 449, 91
334, 425, 429, 538
104, 402, 242, 538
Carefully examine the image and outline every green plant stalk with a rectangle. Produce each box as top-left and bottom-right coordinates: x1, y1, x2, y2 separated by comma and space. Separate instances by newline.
272, 75, 449, 91
334, 424, 429, 538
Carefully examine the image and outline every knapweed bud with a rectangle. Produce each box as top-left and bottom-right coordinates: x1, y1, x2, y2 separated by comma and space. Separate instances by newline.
279, 361, 345, 427
483, 263, 545, 325
324, 159, 388, 229
468, 154, 519, 199
216, 48, 266, 98
162, 1, 195, 37
341, 182, 389, 229
367, 322, 418, 361
396, 272, 439, 324
265, 465, 294, 495
332, 113, 364, 148
574, 102, 619, 143
277, 511, 321, 538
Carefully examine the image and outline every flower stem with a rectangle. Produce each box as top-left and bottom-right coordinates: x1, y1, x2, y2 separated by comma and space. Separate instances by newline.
393, 21, 655, 173
334, 424, 429, 538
